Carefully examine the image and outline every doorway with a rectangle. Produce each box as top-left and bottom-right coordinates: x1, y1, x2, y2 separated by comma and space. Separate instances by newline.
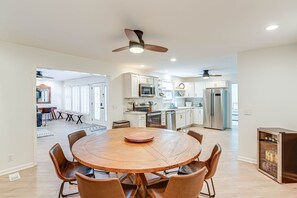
91, 83, 108, 126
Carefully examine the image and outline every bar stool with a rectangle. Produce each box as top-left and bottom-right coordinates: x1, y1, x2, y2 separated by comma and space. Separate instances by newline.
42, 107, 52, 126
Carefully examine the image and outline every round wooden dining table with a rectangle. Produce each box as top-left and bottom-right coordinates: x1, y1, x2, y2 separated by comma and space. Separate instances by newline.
72, 127, 201, 196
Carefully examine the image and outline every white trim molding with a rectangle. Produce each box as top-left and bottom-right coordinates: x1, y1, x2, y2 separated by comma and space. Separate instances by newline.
0, 163, 35, 176
238, 156, 257, 164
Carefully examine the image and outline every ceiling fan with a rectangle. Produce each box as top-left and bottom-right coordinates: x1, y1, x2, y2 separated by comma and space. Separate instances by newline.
198, 70, 222, 79
36, 71, 54, 79
112, 29, 168, 53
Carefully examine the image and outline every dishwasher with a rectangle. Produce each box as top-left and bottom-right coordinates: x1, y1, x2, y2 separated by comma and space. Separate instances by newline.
166, 110, 176, 130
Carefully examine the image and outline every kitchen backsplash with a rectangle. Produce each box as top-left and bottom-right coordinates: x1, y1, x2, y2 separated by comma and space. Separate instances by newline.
124, 98, 186, 111
185, 98, 203, 107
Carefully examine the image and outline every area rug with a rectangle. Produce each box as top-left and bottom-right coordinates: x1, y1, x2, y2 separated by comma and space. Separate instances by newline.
36, 128, 54, 138
80, 124, 106, 133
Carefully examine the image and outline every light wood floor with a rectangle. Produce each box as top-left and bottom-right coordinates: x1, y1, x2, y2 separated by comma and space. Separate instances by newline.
0, 120, 297, 197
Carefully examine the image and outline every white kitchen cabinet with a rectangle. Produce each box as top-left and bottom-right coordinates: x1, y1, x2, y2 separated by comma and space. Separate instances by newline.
176, 109, 186, 129
205, 81, 229, 88
185, 108, 193, 126
184, 82, 195, 97
193, 108, 203, 125
194, 82, 205, 97
124, 112, 146, 127
124, 73, 139, 98
139, 75, 154, 84
161, 111, 166, 125
198, 108, 203, 125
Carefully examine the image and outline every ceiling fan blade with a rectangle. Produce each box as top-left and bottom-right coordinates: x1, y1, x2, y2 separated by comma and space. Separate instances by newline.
124, 29, 139, 42
42, 76, 54, 79
209, 74, 222, 77
144, 44, 168, 52
112, 46, 129, 52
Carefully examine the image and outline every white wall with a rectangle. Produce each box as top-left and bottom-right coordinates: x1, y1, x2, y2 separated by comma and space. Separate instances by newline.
0, 41, 143, 175
36, 79, 63, 109
238, 43, 297, 163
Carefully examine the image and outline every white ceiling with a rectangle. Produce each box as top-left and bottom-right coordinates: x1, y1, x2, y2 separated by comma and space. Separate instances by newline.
37, 68, 93, 81
1, 0, 297, 77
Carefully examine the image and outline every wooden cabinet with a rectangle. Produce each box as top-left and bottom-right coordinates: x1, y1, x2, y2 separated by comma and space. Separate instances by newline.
185, 108, 193, 126
176, 109, 186, 129
258, 128, 297, 183
124, 112, 146, 127
193, 108, 203, 125
139, 75, 154, 84
194, 82, 205, 98
124, 73, 139, 98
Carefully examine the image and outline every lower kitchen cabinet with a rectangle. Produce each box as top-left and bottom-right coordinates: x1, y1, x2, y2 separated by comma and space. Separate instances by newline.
124, 112, 146, 127
185, 108, 193, 126
193, 108, 203, 125
161, 111, 166, 126
176, 109, 186, 129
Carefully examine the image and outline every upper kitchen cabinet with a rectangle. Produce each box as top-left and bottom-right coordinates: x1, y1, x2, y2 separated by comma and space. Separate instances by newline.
139, 75, 154, 84
124, 73, 139, 98
205, 81, 229, 88
184, 82, 195, 97
194, 82, 205, 98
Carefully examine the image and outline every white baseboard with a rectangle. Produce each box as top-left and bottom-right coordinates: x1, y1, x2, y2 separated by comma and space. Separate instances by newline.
0, 162, 35, 176
238, 156, 257, 164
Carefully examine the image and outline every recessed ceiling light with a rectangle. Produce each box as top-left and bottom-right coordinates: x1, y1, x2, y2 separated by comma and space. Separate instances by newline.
265, 25, 279, 31
170, 58, 177, 62
140, 65, 145, 67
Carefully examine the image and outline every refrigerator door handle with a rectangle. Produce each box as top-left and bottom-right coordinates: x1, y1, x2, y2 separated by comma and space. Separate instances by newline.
211, 93, 214, 116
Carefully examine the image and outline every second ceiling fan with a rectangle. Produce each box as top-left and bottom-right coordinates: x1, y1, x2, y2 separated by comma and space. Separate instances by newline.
199, 70, 222, 79
112, 29, 168, 54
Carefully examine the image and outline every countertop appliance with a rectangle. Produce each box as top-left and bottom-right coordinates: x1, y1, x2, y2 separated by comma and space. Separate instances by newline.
166, 110, 176, 130
258, 128, 297, 183
139, 83, 155, 97
203, 88, 227, 130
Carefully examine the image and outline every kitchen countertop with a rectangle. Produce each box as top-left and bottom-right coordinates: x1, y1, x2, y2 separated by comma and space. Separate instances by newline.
158, 106, 203, 111
124, 111, 147, 115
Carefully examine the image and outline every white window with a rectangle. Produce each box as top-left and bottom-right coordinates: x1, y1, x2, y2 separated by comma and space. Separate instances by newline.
72, 86, 80, 112
80, 86, 90, 114
65, 87, 71, 111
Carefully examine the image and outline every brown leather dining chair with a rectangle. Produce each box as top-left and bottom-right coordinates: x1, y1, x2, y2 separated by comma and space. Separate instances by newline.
49, 143, 94, 198
68, 130, 109, 174
147, 166, 207, 198
187, 130, 203, 144
164, 130, 203, 175
68, 130, 87, 151
76, 172, 138, 198
178, 144, 222, 198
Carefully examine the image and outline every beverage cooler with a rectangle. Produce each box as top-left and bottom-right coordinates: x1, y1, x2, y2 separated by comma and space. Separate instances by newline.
257, 128, 297, 183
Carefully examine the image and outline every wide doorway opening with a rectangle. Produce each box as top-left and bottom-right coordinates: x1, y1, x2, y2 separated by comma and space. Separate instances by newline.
35, 68, 109, 139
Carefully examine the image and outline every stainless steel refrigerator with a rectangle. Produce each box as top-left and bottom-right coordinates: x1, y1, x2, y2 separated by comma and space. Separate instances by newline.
203, 88, 227, 130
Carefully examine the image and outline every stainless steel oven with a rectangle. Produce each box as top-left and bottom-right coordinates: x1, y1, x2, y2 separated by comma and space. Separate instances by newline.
139, 84, 155, 97
146, 111, 162, 127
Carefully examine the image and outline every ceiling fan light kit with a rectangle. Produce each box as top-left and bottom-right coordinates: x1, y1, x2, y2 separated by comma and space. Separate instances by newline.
112, 29, 168, 53
129, 42, 144, 53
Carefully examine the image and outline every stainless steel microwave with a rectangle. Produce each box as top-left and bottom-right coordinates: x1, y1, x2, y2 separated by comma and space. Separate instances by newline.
139, 84, 155, 97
